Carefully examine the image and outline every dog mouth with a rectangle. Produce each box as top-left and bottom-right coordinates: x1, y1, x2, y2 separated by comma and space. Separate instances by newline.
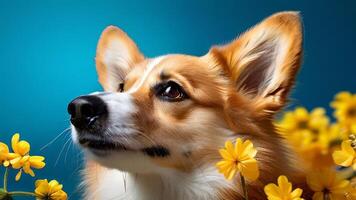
74, 129, 172, 158
78, 137, 130, 152
78, 137, 171, 159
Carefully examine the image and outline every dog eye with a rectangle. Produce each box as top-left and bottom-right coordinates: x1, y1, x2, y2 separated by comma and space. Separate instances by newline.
118, 83, 124, 92
155, 81, 187, 102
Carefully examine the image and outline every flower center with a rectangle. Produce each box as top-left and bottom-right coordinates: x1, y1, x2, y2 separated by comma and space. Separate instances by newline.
322, 188, 330, 200
347, 107, 356, 118
297, 120, 309, 129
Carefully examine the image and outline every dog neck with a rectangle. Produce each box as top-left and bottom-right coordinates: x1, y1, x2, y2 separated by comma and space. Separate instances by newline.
84, 163, 233, 200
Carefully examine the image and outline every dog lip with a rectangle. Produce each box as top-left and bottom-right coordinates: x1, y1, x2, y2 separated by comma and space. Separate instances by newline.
78, 137, 129, 151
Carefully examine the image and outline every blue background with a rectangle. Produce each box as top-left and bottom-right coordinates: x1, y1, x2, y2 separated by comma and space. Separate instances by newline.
0, 0, 355, 199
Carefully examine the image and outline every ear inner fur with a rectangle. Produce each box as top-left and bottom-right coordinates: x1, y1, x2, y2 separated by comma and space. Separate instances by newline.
95, 26, 144, 91
208, 12, 303, 113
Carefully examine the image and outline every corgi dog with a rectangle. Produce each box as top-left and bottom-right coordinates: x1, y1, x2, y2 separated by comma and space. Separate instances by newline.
68, 11, 311, 200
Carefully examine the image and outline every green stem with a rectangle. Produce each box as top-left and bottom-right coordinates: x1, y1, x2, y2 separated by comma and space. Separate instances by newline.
240, 175, 249, 200
8, 191, 36, 197
3, 167, 8, 192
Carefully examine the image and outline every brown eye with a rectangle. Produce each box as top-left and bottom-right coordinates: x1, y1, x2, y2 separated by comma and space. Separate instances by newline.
155, 81, 188, 102
118, 83, 124, 92
163, 85, 180, 98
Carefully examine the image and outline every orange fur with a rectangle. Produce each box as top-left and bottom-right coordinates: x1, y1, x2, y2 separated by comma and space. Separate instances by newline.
81, 11, 312, 199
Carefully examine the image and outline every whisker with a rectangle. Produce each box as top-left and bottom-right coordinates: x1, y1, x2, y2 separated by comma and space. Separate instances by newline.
64, 137, 73, 164
110, 124, 157, 146
40, 127, 71, 151
134, 129, 157, 146
55, 137, 71, 166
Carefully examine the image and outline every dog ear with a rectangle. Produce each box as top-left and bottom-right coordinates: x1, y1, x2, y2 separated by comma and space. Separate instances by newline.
95, 26, 144, 91
209, 12, 303, 112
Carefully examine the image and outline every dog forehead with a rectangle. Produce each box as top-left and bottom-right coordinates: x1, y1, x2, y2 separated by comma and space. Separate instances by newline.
126, 54, 220, 101
127, 56, 167, 93
137, 54, 204, 74
127, 55, 201, 92
155, 54, 206, 71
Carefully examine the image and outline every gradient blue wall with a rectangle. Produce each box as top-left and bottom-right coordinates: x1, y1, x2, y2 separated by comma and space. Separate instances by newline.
0, 0, 355, 199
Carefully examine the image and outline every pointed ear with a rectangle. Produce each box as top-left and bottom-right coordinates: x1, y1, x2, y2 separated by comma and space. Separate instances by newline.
209, 12, 303, 112
95, 26, 144, 91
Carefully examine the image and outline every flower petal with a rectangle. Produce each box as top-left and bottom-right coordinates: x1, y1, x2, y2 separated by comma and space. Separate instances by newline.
7, 153, 18, 160
17, 141, 30, 156
226, 166, 237, 180
219, 149, 235, 161
241, 140, 257, 159
0, 142, 9, 155
239, 158, 259, 181
264, 183, 281, 199
11, 133, 20, 153
35, 179, 48, 188
341, 140, 355, 155
307, 173, 324, 192
10, 156, 23, 168
290, 188, 303, 199
225, 140, 234, 151
35, 179, 49, 197
15, 170, 22, 181
332, 149, 354, 167
48, 180, 63, 193
277, 175, 292, 194
312, 192, 324, 200
216, 160, 233, 172
234, 138, 243, 156
329, 179, 350, 193
50, 189, 67, 200
3, 160, 10, 167
29, 156, 46, 169
295, 107, 309, 120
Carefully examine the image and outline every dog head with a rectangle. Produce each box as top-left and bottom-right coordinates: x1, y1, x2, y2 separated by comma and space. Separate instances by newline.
69, 12, 303, 176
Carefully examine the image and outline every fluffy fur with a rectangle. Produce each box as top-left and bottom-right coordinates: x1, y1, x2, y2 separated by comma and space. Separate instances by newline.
71, 11, 313, 199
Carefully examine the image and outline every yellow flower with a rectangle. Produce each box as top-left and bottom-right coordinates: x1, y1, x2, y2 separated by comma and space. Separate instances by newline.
0, 141, 20, 167
328, 123, 349, 142
35, 179, 67, 200
331, 92, 356, 133
277, 107, 329, 149
0, 142, 11, 167
216, 138, 259, 181
10, 155, 46, 181
332, 140, 356, 169
277, 108, 346, 169
11, 133, 30, 156
307, 168, 350, 200
8, 133, 46, 181
264, 175, 304, 200
299, 144, 335, 170
298, 124, 348, 169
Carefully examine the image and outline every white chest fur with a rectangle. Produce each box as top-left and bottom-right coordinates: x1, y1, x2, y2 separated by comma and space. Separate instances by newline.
87, 167, 231, 200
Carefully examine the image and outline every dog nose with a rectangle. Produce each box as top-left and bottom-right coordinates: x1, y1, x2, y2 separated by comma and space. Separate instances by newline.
68, 95, 108, 129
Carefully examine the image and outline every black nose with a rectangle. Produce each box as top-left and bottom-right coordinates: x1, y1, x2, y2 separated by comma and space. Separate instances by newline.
67, 95, 108, 130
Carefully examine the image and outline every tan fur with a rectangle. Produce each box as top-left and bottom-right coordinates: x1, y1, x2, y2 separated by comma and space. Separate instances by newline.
84, 11, 312, 199
95, 26, 144, 91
